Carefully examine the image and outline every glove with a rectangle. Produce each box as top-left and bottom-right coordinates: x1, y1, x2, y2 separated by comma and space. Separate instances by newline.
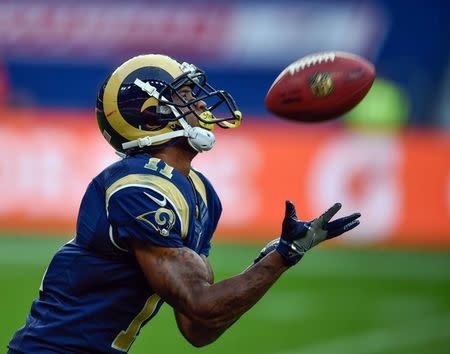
254, 239, 279, 264
276, 201, 361, 266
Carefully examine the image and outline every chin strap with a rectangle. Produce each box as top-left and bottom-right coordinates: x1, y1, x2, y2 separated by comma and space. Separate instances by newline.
125, 78, 216, 152
185, 126, 215, 152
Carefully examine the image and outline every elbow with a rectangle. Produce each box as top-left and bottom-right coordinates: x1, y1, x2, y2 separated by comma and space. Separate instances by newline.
176, 309, 222, 348
173, 289, 235, 344
186, 335, 217, 348
178, 321, 220, 348
176, 301, 230, 346
185, 300, 229, 329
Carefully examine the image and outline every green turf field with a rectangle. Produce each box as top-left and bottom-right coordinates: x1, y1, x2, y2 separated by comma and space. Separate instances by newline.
1, 236, 449, 354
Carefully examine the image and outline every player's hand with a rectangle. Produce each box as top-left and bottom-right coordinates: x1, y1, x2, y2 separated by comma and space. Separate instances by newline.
276, 201, 361, 265
254, 239, 279, 264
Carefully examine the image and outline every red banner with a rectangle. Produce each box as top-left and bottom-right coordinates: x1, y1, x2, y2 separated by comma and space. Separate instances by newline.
1, 108, 449, 247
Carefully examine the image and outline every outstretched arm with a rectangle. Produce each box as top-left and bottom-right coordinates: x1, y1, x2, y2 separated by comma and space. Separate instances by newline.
131, 201, 360, 347
131, 239, 288, 347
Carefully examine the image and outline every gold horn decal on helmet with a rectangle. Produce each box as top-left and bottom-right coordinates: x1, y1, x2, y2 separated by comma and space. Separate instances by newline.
103, 55, 184, 142
140, 97, 159, 112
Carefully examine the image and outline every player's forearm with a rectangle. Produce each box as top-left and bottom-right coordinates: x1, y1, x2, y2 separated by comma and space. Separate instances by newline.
179, 250, 289, 329
133, 242, 289, 331
175, 310, 233, 347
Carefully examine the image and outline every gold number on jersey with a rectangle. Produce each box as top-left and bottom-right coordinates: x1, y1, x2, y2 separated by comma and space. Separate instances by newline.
144, 157, 173, 179
111, 294, 161, 352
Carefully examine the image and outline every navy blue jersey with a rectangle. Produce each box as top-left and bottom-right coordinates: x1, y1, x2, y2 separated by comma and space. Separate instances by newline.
8, 153, 222, 353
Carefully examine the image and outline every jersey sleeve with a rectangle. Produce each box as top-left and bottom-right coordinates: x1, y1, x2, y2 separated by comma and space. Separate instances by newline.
107, 186, 184, 248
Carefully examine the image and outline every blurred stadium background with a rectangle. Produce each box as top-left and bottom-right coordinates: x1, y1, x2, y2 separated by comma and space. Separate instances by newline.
1, 0, 449, 353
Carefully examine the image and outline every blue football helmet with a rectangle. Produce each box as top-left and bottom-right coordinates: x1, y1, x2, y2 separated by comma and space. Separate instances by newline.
96, 54, 242, 153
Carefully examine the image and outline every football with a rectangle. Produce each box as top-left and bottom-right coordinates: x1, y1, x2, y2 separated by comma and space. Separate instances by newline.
265, 52, 375, 122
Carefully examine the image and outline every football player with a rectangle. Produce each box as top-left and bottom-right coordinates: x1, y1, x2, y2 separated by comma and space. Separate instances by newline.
8, 54, 361, 353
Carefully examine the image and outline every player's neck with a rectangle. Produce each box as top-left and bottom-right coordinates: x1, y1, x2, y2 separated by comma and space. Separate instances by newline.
152, 144, 197, 176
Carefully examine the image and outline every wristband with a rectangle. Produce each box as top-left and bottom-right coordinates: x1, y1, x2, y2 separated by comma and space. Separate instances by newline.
276, 239, 304, 266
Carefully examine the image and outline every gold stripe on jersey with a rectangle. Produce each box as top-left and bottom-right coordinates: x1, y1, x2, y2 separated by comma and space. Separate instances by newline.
106, 174, 189, 238
112, 294, 161, 352
188, 170, 208, 207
